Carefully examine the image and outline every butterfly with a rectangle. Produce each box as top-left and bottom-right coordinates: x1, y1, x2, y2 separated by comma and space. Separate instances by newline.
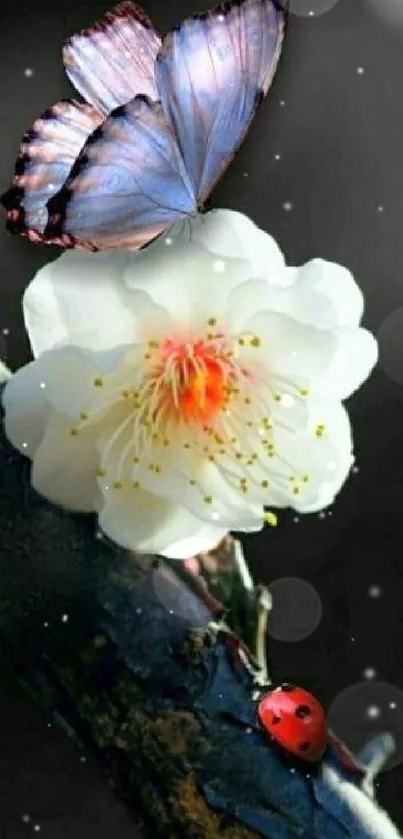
1, 0, 286, 252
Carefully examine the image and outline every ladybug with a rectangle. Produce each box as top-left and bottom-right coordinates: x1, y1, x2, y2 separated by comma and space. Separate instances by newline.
257, 683, 328, 763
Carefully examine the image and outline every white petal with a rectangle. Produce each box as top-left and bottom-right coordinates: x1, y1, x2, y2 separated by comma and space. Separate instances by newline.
124, 240, 252, 329
288, 259, 365, 328
23, 250, 136, 357
318, 327, 378, 400
292, 401, 353, 512
183, 209, 286, 277
98, 488, 227, 557
273, 401, 353, 512
97, 424, 265, 533
241, 310, 337, 381
36, 345, 130, 418
2, 359, 51, 457
31, 412, 103, 511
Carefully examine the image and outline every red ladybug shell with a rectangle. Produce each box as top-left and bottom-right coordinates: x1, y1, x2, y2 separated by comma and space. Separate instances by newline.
257, 684, 328, 762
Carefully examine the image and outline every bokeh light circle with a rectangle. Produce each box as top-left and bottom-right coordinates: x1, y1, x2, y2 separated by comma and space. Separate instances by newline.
365, 0, 403, 26
288, 0, 339, 17
267, 577, 322, 642
328, 681, 403, 770
378, 308, 403, 385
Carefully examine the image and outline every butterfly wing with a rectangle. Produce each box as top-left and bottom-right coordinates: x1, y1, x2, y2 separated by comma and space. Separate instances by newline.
45, 96, 197, 251
155, 0, 286, 203
1, 100, 103, 244
63, 1, 161, 117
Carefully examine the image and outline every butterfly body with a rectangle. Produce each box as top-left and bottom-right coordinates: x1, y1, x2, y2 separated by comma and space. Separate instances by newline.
2, 0, 286, 251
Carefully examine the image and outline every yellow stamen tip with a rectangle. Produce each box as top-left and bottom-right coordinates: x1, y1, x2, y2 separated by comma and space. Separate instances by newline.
264, 511, 278, 527
250, 336, 261, 347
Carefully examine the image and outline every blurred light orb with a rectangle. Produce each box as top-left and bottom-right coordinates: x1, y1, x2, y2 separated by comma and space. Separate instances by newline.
328, 681, 403, 770
365, 0, 403, 25
288, 0, 339, 16
267, 576, 322, 642
378, 308, 403, 385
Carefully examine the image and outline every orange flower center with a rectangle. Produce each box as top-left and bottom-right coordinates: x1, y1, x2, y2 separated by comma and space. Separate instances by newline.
159, 337, 228, 425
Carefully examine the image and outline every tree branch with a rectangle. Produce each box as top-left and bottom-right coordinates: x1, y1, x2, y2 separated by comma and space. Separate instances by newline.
0, 396, 400, 839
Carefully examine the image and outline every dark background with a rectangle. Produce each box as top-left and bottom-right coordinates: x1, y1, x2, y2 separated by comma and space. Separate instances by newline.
1, 0, 403, 835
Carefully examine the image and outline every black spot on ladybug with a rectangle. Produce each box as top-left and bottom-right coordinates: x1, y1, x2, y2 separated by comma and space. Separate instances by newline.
271, 715, 281, 725
280, 684, 295, 693
299, 741, 311, 752
295, 704, 311, 719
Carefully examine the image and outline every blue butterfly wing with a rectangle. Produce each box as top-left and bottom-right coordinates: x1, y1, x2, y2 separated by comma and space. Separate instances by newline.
63, 2, 161, 117
45, 96, 196, 251
1, 100, 102, 244
155, 0, 286, 203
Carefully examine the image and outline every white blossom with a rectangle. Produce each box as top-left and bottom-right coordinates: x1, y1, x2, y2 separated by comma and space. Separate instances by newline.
3, 210, 377, 558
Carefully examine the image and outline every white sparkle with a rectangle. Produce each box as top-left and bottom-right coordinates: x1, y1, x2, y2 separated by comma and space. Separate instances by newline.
39, 382, 46, 389
22, 442, 28, 449
368, 585, 382, 598
280, 100, 286, 106
282, 201, 294, 212
212, 512, 220, 520
390, 702, 397, 710
80, 755, 87, 762
217, 13, 225, 20
357, 66, 365, 75
363, 667, 377, 680
275, 153, 281, 160
24, 68, 34, 77
43, 622, 49, 628
21, 815, 31, 823
213, 259, 226, 273
352, 465, 359, 474
293, 516, 300, 523
2, 328, 9, 335
279, 394, 295, 408
367, 704, 381, 719
165, 237, 173, 246
61, 613, 69, 623
378, 205, 384, 213
242, 171, 249, 177
33, 826, 41, 833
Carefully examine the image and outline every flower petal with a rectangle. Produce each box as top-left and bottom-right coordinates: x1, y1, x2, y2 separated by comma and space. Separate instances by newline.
318, 327, 378, 400
273, 400, 353, 512
286, 259, 365, 328
240, 310, 337, 382
35, 345, 132, 418
31, 412, 103, 511
23, 250, 136, 357
98, 487, 227, 557
184, 209, 286, 277
124, 239, 253, 329
2, 359, 51, 457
